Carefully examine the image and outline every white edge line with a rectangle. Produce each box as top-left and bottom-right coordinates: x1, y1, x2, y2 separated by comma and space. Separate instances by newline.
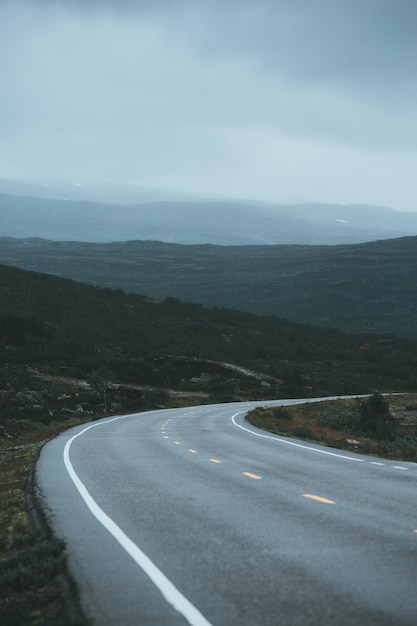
63, 415, 213, 626
231, 412, 364, 462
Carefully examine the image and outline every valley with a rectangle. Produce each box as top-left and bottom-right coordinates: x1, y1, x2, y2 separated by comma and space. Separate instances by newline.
1, 235, 416, 336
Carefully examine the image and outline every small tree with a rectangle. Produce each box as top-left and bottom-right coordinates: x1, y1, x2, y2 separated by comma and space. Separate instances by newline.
87, 365, 115, 414
359, 393, 397, 440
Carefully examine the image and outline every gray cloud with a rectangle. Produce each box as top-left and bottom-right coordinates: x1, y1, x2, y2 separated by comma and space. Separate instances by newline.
1, 0, 417, 210
27, 0, 417, 90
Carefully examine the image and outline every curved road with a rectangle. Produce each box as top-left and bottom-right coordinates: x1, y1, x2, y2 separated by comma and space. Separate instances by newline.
37, 399, 417, 625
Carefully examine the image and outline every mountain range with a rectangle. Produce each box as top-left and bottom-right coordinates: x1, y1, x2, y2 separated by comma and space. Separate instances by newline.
2, 189, 417, 245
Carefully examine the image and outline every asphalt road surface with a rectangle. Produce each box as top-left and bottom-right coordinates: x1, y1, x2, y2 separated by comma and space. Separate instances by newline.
36, 399, 417, 625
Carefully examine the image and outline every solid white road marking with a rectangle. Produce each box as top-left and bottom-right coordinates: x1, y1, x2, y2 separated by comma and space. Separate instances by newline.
63, 415, 214, 626
231, 412, 364, 462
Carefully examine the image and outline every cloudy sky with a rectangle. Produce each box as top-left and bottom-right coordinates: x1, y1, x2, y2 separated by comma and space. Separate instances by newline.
1, 0, 417, 210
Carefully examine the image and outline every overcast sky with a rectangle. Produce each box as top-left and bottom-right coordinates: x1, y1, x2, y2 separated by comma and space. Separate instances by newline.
1, 0, 417, 210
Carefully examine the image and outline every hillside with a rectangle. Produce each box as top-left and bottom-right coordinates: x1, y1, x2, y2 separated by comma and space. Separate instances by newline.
1, 263, 417, 410
1, 236, 416, 337
2, 192, 417, 245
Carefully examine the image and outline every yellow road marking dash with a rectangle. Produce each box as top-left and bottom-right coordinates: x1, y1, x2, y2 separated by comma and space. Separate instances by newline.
303, 494, 335, 504
210, 459, 221, 464
243, 472, 262, 480
188, 449, 197, 454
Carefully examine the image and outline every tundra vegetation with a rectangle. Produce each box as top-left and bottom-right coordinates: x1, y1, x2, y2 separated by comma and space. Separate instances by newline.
0, 263, 416, 623
248, 393, 417, 461
1, 235, 416, 337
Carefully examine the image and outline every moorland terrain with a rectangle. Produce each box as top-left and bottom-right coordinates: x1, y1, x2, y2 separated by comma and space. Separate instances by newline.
1, 235, 416, 336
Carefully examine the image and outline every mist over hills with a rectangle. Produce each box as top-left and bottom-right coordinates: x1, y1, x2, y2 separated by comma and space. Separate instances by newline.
0, 178, 194, 205
2, 189, 417, 245
1, 236, 416, 337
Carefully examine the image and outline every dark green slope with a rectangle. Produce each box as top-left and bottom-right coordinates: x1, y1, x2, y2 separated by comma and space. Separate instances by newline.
1, 264, 416, 400
0, 236, 416, 336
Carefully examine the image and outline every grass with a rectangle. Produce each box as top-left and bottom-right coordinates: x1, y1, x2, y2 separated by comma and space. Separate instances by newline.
0, 418, 90, 625
247, 394, 417, 462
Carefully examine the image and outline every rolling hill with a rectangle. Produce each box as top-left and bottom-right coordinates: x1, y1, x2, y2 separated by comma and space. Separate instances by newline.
1, 263, 417, 406
1, 235, 416, 337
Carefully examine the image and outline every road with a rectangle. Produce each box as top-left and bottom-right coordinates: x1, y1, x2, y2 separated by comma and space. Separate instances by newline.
36, 399, 417, 625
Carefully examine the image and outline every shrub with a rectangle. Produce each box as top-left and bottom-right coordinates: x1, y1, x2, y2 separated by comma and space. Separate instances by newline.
318, 407, 359, 432
272, 406, 293, 421
292, 425, 315, 439
359, 393, 397, 440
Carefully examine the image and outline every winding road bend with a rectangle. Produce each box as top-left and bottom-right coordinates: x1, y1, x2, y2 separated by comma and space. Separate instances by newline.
37, 399, 417, 625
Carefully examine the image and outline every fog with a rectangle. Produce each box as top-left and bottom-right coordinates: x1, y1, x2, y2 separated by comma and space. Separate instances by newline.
1, 0, 417, 210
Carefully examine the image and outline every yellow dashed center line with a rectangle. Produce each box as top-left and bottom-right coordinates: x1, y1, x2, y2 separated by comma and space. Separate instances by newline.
174, 441, 181, 445
188, 449, 197, 454
243, 472, 262, 480
210, 459, 221, 464
303, 494, 335, 504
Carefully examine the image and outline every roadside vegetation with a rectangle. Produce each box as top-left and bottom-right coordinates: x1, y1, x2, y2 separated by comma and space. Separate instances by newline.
247, 393, 417, 461
0, 416, 89, 625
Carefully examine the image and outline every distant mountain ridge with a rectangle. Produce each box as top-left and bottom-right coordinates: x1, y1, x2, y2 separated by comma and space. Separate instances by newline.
2, 191, 417, 245
1, 236, 416, 337
0, 178, 195, 204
